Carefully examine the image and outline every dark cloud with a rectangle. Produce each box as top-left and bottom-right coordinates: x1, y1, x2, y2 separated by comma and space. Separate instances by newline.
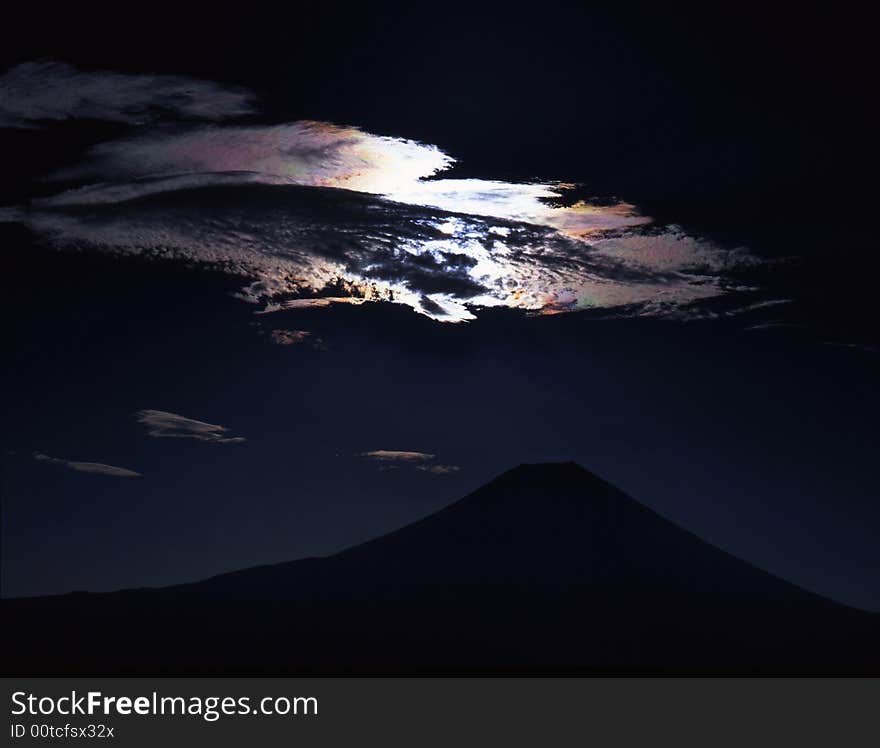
0, 60, 255, 128
419, 295, 446, 316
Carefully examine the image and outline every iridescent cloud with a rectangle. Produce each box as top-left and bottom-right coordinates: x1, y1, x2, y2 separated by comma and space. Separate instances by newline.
51, 121, 453, 193
1, 64, 760, 322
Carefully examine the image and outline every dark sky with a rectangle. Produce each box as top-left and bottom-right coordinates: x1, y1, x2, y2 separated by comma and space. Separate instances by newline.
1, 1, 878, 610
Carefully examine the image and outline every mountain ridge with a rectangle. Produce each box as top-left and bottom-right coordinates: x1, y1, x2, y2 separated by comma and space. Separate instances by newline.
3, 462, 876, 674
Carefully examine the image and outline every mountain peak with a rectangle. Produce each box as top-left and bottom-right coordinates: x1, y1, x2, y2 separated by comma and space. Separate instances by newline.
506, 460, 591, 476
482, 460, 615, 496
436, 461, 629, 522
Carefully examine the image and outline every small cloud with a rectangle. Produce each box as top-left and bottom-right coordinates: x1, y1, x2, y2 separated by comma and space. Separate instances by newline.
358, 450, 435, 463
33, 452, 141, 478
269, 329, 310, 346
417, 464, 461, 475
134, 409, 246, 443
357, 449, 460, 475
264, 329, 327, 349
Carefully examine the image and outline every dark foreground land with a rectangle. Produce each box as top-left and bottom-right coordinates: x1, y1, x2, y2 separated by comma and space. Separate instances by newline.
4, 463, 877, 675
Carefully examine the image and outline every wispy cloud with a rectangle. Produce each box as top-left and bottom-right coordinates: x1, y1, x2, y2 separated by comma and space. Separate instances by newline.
33, 451, 141, 477
743, 322, 807, 332
0, 60, 254, 128
821, 341, 879, 354
134, 409, 246, 443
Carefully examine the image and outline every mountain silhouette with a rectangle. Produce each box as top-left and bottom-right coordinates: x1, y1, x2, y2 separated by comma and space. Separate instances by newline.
4, 462, 877, 674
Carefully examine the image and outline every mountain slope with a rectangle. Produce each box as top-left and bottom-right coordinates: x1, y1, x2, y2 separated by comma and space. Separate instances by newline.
3, 463, 876, 674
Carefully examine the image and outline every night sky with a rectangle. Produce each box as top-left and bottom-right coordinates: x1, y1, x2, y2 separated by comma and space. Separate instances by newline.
2, 1, 878, 611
